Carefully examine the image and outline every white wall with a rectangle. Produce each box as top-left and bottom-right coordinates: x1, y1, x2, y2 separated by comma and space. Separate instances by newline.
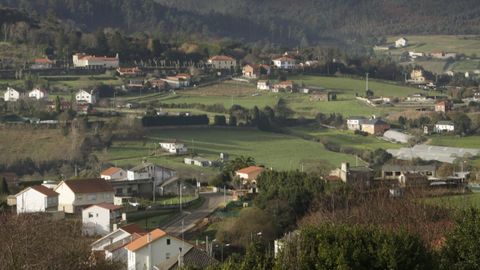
55, 183, 76, 213
16, 189, 47, 213
92, 229, 130, 251
82, 206, 111, 236
128, 236, 191, 270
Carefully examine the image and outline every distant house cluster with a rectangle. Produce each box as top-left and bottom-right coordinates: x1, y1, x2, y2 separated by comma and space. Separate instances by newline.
346, 116, 391, 135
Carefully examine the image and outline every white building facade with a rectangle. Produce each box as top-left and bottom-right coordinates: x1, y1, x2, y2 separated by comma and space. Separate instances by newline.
4, 87, 20, 102
76, 89, 97, 104
15, 185, 58, 214
54, 179, 114, 214
28, 88, 48, 100
73, 53, 119, 68
159, 141, 188, 154
346, 117, 367, 131
435, 121, 455, 133
82, 203, 124, 236
273, 56, 296, 69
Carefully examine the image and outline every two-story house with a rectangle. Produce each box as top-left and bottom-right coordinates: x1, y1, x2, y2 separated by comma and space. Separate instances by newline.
4, 87, 20, 102
15, 185, 59, 214
82, 203, 125, 236
208, 55, 236, 70
346, 116, 367, 131
76, 89, 97, 104
435, 100, 453, 113
159, 140, 188, 155
54, 178, 114, 214
435, 120, 455, 133
73, 53, 119, 68
28, 88, 48, 100
272, 56, 296, 69
127, 162, 176, 181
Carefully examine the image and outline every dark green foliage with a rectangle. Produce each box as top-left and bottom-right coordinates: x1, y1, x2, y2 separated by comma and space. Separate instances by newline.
141, 114, 209, 127
228, 115, 237, 126
452, 113, 472, 135
440, 208, 480, 270
0, 177, 9, 195
255, 171, 324, 232
223, 156, 255, 175
275, 225, 434, 270
214, 115, 227, 126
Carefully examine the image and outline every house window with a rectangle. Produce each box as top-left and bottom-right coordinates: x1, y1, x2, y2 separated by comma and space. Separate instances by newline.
166, 239, 171, 245
166, 253, 170, 259
88, 212, 94, 218
88, 194, 97, 201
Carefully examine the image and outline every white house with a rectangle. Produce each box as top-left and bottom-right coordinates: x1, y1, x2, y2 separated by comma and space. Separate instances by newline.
127, 162, 176, 182
159, 140, 188, 155
15, 185, 59, 214
76, 89, 96, 104
208, 55, 236, 70
28, 88, 48, 100
408, 51, 424, 59
126, 229, 193, 270
273, 56, 296, 69
54, 178, 114, 214
184, 156, 213, 167
235, 166, 265, 186
435, 121, 455, 133
395, 37, 408, 48
82, 203, 124, 236
91, 223, 147, 263
101, 167, 127, 181
161, 74, 191, 89
257, 80, 270, 90
4, 87, 20, 102
73, 53, 119, 68
346, 116, 367, 131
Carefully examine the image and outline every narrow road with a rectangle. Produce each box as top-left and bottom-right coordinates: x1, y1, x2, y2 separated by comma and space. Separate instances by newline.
162, 192, 231, 237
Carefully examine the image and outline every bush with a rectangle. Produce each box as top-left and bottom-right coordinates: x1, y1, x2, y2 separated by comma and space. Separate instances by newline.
214, 115, 227, 126
141, 114, 209, 127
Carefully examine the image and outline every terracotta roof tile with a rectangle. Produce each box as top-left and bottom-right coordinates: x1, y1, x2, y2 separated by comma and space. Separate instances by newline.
125, 229, 167, 252
61, 178, 114, 194
236, 166, 265, 174
101, 167, 123, 176
31, 185, 58, 197
120, 223, 147, 235
209, 55, 235, 61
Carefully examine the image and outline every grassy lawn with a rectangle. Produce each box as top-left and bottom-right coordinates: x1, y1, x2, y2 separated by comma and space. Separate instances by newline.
100, 127, 358, 173
386, 35, 480, 56
289, 75, 419, 97
428, 135, 480, 148
130, 209, 178, 230
289, 126, 403, 151
424, 193, 480, 210
408, 60, 448, 74
451, 60, 480, 72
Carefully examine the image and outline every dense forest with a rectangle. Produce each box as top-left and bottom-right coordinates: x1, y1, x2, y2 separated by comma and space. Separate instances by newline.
1, 0, 480, 47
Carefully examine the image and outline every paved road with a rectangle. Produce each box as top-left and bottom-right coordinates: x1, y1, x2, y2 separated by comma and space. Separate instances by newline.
162, 192, 231, 237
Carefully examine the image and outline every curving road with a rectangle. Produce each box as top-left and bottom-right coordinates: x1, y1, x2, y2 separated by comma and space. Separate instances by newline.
162, 192, 231, 237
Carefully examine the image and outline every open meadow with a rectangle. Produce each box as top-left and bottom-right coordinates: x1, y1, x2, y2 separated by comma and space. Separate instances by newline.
386, 35, 480, 56
99, 127, 358, 176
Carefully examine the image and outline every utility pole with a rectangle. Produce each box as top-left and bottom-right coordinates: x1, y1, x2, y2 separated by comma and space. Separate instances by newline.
365, 72, 369, 92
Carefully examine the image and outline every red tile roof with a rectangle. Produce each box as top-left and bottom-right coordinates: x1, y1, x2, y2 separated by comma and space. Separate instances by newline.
209, 55, 235, 61
31, 185, 59, 197
120, 223, 147, 235
34, 58, 53, 64
101, 167, 123, 176
125, 229, 167, 252
236, 166, 265, 175
61, 179, 114, 194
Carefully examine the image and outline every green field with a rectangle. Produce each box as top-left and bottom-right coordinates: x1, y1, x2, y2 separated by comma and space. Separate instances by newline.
424, 193, 480, 210
386, 35, 480, 56
428, 135, 480, 148
289, 126, 403, 152
99, 127, 358, 174
144, 77, 421, 118
290, 75, 419, 97
408, 60, 448, 74
451, 60, 480, 72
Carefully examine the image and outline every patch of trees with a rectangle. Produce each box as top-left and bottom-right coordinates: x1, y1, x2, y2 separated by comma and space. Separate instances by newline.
141, 114, 209, 127
0, 213, 121, 269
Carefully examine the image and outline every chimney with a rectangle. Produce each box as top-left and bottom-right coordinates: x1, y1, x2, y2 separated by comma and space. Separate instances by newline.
122, 212, 127, 221
113, 223, 118, 231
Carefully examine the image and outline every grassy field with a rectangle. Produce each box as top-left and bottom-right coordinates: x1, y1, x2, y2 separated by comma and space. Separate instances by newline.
99, 127, 357, 174
408, 60, 448, 74
424, 193, 480, 210
428, 135, 480, 148
0, 128, 75, 165
147, 77, 421, 118
386, 35, 480, 56
289, 126, 403, 151
451, 60, 480, 72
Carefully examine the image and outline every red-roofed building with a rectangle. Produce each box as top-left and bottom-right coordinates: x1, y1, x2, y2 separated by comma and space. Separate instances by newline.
273, 55, 296, 69
208, 55, 236, 70
31, 58, 54, 69
117, 67, 143, 76
235, 166, 266, 184
73, 53, 119, 68
15, 185, 59, 214
126, 228, 194, 270
101, 167, 127, 181
54, 178, 114, 214
82, 203, 125, 236
435, 100, 453, 113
